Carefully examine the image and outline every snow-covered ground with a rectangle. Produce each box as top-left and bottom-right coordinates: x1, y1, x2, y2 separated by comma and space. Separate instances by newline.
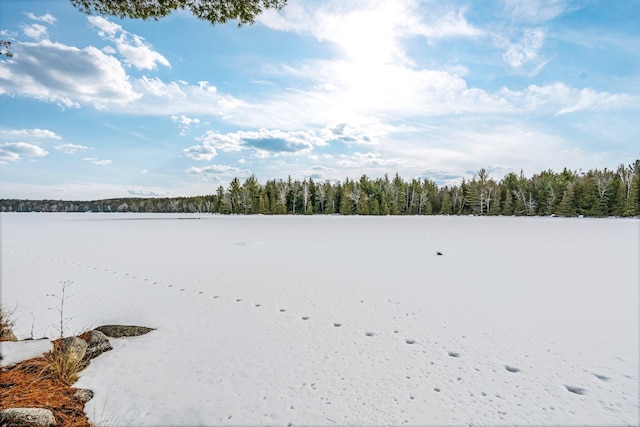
1, 213, 638, 426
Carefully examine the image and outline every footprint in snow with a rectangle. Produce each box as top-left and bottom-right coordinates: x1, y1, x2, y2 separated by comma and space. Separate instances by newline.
405, 339, 416, 344
566, 385, 586, 395
365, 332, 375, 337
448, 351, 460, 357
302, 316, 309, 320
333, 323, 342, 327
593, 373, 610, 381
505, 365, 520, 373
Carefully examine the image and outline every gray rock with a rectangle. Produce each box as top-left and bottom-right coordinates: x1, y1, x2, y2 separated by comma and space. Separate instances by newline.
83, 330, 112, 360
72, 388, 94, 403
0, 407, 57, 426
61, 337, 87, 364
95, 325, 154, 338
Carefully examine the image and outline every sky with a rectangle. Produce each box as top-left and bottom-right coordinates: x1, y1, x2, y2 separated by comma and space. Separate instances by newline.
0, 0, 639, 200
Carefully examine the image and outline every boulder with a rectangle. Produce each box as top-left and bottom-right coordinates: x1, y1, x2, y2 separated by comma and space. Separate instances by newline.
60, 337, 87, 365
72, 388, 94, 403
83, 330, 112, 360
95, 325, 154, 338
0, 407, 57, 426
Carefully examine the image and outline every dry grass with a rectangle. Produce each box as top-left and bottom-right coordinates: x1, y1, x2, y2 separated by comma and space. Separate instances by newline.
0, 338, 92, 426
45, 340, 89, 387
0, 306, 17, 342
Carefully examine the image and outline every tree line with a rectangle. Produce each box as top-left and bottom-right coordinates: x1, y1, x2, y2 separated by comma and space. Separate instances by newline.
2, 161, 639, 217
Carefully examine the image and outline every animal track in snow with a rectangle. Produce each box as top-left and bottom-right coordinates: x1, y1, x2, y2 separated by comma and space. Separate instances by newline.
505, 365, 520, 373
593, 373, 610, 381
405, 339, 415, 344
302, 316, 309, 320
333, 323, 342, 327
364, 332, 375, 337
566, 385, 586, 395
448, 351, 460, 357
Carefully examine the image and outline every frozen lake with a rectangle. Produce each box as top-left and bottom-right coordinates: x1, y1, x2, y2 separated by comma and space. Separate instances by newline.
1, 213, 638, 425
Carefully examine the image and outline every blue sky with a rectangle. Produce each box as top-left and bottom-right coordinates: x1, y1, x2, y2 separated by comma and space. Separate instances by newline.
1, 0, 639, 200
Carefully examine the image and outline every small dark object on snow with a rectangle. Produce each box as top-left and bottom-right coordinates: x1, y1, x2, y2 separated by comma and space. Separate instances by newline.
436, 251, 443, 256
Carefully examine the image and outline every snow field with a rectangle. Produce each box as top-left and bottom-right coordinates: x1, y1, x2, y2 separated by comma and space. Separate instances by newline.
1, 214, 638, 425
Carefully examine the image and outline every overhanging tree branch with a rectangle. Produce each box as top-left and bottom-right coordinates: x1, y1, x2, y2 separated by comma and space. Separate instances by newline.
70, 0, 287, 26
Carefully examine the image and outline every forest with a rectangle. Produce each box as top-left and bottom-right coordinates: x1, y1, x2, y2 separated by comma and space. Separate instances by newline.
2, 161, 639, 217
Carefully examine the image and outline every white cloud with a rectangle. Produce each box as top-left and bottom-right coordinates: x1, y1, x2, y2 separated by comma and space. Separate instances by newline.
499, 83, 635, 115
409, 6, 484, 41
54, 143, 92, 154
183, 144, 217, 161
0, 142, 48, 164
502, 0, 569, 24
25, 12, 57, 24
171, 114, 201, 135
235, 60, 511, 129
186, 164, 250, 182
556, 88, 633, 115
87, 16, 121, 37
127, 188, 168, 197
82, 157, 112, 165
260, 0, 482, 66
0, 39, 141, 108
501, 28, 547, 71
117, 78, 242, 117
337, 152, 403, 168
88, 16, 170, 70
0, 128, 61, 139
23, 24, 48, 40
190, 128, 320, 159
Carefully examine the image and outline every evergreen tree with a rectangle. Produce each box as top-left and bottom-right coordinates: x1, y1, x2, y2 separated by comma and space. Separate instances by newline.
440, 191, 452, 215
623, 175, 639, 216
380, 193, 390, 215
357, 193, 370, 215
370, 197, 380, 215
488, 186, 501, 215
501, 188, 514, 215
557, 184, 576, 217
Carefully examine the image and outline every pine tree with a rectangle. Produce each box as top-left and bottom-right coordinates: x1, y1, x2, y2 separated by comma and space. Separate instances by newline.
358, 193, 370, 215
557, 184, 576, 217
623, 176, 639, 216
370, 197, 380, 215
424, 199, 433, 215
488, 187, 501, 215
380, 193, 390, 215
440, 192, 452, 215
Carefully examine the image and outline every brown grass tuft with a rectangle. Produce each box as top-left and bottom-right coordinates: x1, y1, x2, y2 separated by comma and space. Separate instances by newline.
0, 306, 17, 342
0, 338, 92, 426
46, 340, 88, 386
